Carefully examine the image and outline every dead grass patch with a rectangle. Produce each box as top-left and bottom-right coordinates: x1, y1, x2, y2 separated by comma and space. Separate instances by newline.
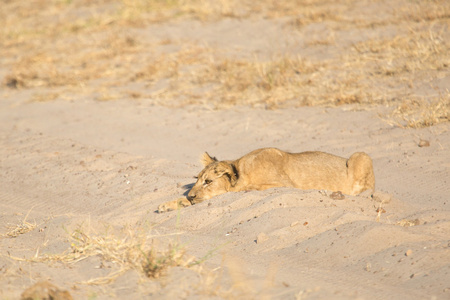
288, 8, 343, 28
4, 31, 144, 91
353, 26, 449, 77
1, 210, 37, 238
2, 221, 37, 238
388, 96, 450, 128
118, 0, 247, 24
190, 55, 326, 107
399, 1, 450, 23
396, 219, 420, 227
10, 224, 193, 284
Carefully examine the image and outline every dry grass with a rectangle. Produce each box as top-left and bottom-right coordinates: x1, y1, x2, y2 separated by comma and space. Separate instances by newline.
11, 224, 192, 285
384, 95, 450, 128
352, 26, 449, 77
189, 55, 326, 108
1, 0, 449, 126
1, 209, 37, 238
6, 222, 270, 298
396, 219, 420, 227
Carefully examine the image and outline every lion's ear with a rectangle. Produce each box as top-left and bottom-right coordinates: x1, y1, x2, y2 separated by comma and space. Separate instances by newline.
215, 162, 238, 187
201, 152, 217, 166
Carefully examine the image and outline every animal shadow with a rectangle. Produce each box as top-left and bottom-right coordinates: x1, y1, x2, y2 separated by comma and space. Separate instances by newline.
182, 183, 195, 197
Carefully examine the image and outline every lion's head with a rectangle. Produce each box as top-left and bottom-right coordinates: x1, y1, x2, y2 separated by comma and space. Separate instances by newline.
187, 153, 238, 203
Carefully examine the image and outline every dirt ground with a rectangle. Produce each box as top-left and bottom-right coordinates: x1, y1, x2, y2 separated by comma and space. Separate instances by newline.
1, 1, 449, 299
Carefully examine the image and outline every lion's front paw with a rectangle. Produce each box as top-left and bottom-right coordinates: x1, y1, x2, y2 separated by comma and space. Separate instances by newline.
157, 202, 175, 213
158, 198, 192, 213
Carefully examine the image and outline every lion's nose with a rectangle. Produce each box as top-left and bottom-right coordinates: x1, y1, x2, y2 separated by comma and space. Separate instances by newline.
187, 194, 195, 202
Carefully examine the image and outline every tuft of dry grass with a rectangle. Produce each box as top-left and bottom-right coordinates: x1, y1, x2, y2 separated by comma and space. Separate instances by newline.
1, 209, 37, 238
387, 95, 450, 128
68, 226, 191, 281
2, 221, 36, 238
11, 224, 192, 284
396, 219, 420, 227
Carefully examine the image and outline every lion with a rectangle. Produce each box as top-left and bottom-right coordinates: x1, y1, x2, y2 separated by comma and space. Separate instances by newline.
158, 148, 375, 213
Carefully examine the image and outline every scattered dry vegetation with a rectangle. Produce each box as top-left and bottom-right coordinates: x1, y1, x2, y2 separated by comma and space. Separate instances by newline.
6, 222, 268, 298
396, 218, 420, 227
1, 0, 448, 126
389, 96, 449, 128
10, 224, 193, 285
1, 210, 37, 238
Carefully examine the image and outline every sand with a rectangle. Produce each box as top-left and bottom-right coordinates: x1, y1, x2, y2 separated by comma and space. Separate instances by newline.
1, 1, 449, 299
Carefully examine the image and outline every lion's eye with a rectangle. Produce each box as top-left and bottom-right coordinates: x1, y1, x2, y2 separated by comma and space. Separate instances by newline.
204, 179, 212, 185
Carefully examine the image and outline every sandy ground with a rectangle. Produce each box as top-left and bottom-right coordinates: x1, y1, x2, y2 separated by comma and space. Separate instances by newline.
1, 1, 449, 299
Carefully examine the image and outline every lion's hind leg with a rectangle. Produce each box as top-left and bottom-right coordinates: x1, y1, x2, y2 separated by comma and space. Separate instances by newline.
347, 152, 375, 195
158, 197, 192, 213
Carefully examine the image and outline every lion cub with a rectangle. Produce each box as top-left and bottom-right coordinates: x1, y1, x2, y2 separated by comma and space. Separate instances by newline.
158, 148, 375, 213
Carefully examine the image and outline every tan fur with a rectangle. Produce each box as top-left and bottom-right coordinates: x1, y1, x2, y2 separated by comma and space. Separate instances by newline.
158, 148, 375, 213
